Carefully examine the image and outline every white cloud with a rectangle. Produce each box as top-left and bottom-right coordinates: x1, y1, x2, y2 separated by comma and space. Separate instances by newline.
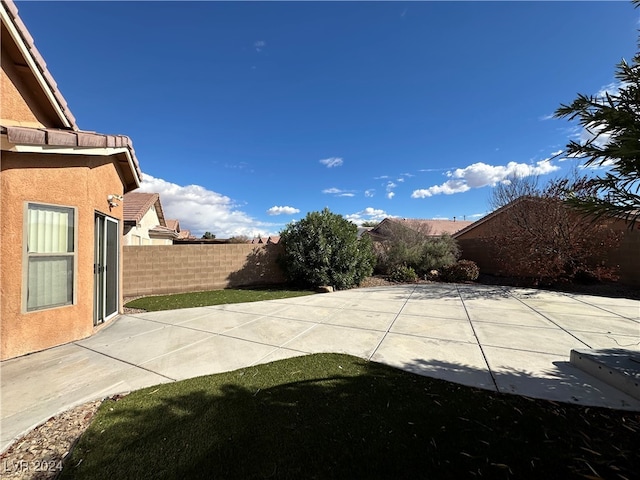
566, 81, 628, 155
411, 159, 560, 198
345, 207, 393, 225
469, 212, 486, 219
138, 174, 276, 238
254, 40, 266, 52
319, 157, 343, 168
267, 206, 300, 216
364, 189, 375, 197
387, 191, 395, 199
322, 187, 355, 197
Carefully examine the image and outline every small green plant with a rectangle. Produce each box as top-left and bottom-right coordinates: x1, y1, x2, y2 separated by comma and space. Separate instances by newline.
440, 260, 480, 283
388, 264, 418, 283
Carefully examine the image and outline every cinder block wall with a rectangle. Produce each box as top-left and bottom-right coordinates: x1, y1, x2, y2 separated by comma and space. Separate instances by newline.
123, 243, 286, 297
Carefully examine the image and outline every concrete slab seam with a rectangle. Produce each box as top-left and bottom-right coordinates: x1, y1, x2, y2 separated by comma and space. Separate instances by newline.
501, 287, 593, 350
273, 323, 321, 350
368, 285, 417, 361
137, 334, 218, 367
565, 294, 640, 323
72, 343, 176, 382
456, 284, 499, 392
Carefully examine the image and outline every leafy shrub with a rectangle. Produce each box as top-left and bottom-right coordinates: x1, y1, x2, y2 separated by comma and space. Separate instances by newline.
373, 220, 460, 276
420, 234, 460, 272
279, 208, 376, 290
388, 264, 418, 283
440, 260, 480, 283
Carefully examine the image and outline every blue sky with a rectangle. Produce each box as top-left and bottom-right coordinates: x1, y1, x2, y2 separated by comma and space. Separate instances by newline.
17, 1, 639, 237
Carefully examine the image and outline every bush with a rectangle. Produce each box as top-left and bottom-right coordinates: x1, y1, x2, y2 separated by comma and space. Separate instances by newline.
373, 220, 460, 276
279, 208, 376, 290
420, 235, 461, 272
440, 260, 480, 283
388, 264, 418, 283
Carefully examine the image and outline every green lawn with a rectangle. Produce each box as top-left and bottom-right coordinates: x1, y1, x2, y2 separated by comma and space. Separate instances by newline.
124, 287, 316, 312
61, 354, 638, 480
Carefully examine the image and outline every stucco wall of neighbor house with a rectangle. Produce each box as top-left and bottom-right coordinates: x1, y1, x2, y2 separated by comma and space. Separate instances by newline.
456, 215, 640, 287
0, 43, 49, 128
123, 205, 171, 245
123, 243, 286, 297
0, 151, 127, 360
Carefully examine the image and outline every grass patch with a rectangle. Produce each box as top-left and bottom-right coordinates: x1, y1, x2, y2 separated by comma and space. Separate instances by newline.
124, 287, 315, 312
62, 354, 638, 479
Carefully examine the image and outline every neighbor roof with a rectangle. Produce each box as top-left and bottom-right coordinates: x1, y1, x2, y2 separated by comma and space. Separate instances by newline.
123, 192, 166, 227
370, 218, 474, 239
165, 219, 180, 233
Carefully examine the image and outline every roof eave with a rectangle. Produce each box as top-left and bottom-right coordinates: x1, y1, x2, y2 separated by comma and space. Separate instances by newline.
0, 0, 77, 130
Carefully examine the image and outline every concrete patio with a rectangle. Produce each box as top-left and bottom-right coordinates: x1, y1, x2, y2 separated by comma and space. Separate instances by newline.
2, 283, 639, 452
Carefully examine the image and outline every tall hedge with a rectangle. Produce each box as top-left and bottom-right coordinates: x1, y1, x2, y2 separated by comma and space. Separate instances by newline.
279, 209, 375, 289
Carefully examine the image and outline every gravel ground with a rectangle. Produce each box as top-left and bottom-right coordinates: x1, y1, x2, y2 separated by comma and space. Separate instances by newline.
3, 275, 637, 479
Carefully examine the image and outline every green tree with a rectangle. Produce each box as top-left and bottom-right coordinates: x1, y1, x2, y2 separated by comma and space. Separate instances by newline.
554, 1, 640, 226
202, 231, 216, 239
360, 221, 380, 227
279, 208, 375, 289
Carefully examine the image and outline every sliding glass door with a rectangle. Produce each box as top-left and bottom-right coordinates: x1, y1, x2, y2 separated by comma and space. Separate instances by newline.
94, 214, 119, 325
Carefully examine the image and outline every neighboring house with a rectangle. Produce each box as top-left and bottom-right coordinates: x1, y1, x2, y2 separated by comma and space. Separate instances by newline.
367, 217, 473, 242
0, 0, 142, 359
453, 197, 640, 286
122, 192, 177, 245
249, 236, 281, 245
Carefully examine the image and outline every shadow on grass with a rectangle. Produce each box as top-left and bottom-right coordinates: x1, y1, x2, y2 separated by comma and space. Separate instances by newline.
61, 354, 638, 480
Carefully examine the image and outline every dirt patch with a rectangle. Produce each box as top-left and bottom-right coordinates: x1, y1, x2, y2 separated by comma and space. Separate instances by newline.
0, 400, 102, 480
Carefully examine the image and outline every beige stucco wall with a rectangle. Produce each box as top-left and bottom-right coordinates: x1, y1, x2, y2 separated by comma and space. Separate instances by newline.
123, 206, 172, 245
0, 43, 49, 128
123, 243, 286, 297
1, 151, 127, 360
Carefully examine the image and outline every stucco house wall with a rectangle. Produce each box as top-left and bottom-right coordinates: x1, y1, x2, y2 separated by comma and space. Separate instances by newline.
454, 202, 640, 287
1, 152, 127, 359
0, 0, 142, 360
123, 205, 163, 245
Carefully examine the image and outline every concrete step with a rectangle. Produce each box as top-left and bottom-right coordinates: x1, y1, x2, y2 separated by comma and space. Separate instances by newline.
570, 349, 640, 401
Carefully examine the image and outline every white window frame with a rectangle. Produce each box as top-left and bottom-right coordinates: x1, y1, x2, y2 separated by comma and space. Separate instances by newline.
22, 202, 78, 312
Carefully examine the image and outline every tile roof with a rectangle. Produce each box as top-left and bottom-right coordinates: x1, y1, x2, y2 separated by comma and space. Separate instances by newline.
370, 218, 474, 238
250, 236, 280, 244
148, 225, 179, 238
0, 0, 142, 191
177, 229, 193, 240
1, 0, 77, 129
123, 192, 166, 227
165, 219, 180, 233
1, 125, 143, 186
